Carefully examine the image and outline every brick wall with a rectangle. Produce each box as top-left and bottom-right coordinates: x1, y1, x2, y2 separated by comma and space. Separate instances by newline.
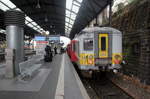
111, 0, 150, 84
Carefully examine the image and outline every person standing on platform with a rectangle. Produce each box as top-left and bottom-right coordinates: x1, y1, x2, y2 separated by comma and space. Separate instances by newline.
44, 45, 53, 62
54, 46, 57, 55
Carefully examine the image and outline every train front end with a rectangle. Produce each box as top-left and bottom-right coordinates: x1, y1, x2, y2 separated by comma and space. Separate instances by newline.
94, 27, 122, 72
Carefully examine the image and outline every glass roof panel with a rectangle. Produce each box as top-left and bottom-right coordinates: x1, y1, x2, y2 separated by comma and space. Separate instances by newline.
25, 16, 33, 22
68, 24, 72, 27
70, 14, 76, 20
37, 26, 40, 28
66, 18, 70, 22
69, 20, 74, 24
73, 1, 81, 7
33, 27, 38, 30
0, 0, 45, 34
72, 5, 79, 13
0, 2, 9, 11
25, 20, 29, 24
27, 23, 34, 28
31, 22, 37, 26
76, 0, 83, 3
1, 0, 16, 9
15, 8, 21, 11
65, 0, 83, 34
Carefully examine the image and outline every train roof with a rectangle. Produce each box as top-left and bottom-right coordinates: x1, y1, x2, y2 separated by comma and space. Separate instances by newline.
81, 27, 121, 34
74, 27, 122, 39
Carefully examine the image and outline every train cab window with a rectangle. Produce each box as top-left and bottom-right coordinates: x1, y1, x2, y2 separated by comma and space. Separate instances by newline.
83, 38, 93, 51
101, 37, 106, 51
99, 34, 108, 58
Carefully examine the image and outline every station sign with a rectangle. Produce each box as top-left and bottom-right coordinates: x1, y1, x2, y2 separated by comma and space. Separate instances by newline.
34, 36, 48, 55
49, 35, 60, 43
34, 36, 46, 41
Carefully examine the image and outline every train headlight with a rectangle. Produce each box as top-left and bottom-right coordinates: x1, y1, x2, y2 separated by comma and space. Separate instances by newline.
88, 55, 94, 65
113, 54, 122, 64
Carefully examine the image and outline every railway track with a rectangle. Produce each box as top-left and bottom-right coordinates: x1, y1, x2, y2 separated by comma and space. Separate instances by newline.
81, 72, 134, 99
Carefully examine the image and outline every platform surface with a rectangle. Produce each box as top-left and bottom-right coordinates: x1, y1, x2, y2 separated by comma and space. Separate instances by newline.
64, 54, 90, 99
0, 53, 89, 99
0, 54, 62, 99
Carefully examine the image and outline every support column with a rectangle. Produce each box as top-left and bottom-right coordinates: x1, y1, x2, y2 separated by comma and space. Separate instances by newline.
5, 10, 25, 77
97, 13, 103, 26
109, 0, 113, 26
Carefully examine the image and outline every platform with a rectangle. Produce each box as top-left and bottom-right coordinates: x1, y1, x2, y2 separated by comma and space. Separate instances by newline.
64, 54, 90, 99
0, 53, 90, 99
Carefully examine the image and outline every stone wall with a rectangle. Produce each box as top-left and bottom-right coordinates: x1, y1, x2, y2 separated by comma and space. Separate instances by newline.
111, 0, 150, 84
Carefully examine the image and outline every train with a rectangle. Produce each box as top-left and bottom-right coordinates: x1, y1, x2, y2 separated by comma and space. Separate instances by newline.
67, 27, 122, 76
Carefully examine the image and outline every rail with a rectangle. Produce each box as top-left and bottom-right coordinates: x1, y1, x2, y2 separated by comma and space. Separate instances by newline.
80, 72, 134, 99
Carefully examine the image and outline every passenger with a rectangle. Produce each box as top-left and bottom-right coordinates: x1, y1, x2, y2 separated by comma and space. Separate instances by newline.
61, 47, 64, 54
54, 47, 57, 55
44, 45, 53, 62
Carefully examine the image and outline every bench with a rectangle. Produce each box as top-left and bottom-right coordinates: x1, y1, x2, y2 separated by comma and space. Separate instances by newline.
19, 55, 43, 78
31, 55, 43, 63
0, 64, 5, 68
0, 64, 5, 76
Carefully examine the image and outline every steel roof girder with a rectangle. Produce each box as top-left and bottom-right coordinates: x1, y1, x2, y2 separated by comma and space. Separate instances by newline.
66, 8, 78, 15
74, 0, 82, 5
72, 2, 80, 8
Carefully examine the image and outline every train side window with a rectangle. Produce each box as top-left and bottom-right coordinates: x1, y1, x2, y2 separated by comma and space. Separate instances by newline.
73, 43, 76, 51
71, 43, 76, 51
101, 37, 106, 51
72, 44, 74, 51
83, 38, 93, 51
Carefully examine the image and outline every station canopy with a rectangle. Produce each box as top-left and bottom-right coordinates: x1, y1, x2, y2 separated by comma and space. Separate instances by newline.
69, 0, 111, 39
0, 0, 66, 37
10, 0, 66, 35
0, 0, 111, 38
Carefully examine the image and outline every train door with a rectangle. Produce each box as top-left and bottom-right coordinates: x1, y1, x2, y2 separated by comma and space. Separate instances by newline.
99, 34, 108, 58
79, 33, 95, 66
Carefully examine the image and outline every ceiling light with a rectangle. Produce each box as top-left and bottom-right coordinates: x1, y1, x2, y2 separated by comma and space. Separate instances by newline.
45, 31, 49, 35
36, 0, 41, 9
50, 25, 53, 28
45, 15, 48, 22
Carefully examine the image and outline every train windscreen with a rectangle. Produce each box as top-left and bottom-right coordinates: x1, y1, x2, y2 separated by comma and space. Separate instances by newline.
83, 38, 93, 51
101, 37, 106, 51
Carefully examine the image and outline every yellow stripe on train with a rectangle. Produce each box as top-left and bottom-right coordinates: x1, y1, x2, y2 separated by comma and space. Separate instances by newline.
79, 53, 94, 65
112, 53, 122, 64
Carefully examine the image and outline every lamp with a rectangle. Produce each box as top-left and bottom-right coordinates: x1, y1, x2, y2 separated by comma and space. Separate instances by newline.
36, 0, 41, 8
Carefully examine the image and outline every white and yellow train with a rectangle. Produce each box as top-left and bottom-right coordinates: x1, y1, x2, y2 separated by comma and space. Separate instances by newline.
67, 27, 122, 75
